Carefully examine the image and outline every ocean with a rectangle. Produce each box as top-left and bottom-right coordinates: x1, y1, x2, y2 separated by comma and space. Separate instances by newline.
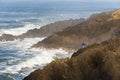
0, 1, 120, 80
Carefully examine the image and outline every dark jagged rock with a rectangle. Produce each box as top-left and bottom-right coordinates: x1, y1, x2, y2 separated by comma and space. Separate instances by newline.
23, 37, 120, 80
0, 19, 85, 41
32, 9, 120, 50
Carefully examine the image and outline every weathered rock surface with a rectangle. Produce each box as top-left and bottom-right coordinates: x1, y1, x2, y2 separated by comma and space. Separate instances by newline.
32, 9, 120, 50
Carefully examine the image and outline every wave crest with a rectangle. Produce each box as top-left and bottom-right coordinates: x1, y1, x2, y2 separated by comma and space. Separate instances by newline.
0, 24, 41, 36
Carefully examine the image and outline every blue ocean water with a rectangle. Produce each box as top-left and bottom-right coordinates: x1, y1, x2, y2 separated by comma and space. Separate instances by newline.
0, 1, 120, 29
0, 1, 120, 80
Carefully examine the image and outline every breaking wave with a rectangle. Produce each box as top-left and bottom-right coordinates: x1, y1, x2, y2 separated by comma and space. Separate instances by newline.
0, 38, 70, 79
0, 24, 41, 36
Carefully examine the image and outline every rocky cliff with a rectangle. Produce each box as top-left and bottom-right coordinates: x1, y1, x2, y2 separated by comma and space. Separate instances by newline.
23, 37, 120, 80
32, 9, 120, 50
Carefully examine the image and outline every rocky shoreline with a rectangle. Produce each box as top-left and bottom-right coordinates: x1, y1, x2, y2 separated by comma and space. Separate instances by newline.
23, 9, 120, 80
0, 9, 120, 80
0, 18, 85, 41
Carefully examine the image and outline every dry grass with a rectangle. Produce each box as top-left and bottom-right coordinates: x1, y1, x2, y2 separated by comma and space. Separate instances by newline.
23, 37, 120, 80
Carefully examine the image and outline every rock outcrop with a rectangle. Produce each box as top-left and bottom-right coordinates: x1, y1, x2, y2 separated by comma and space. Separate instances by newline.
32, 9, 120, 50
23, 37, 120, 80
0, 34, 16, 41
21, 19, 85, 38
111, 9, 120, 20
0, 19, 85, 41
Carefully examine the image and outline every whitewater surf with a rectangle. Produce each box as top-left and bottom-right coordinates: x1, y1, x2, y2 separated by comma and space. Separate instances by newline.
0, 1, 120, 80
0, 37, 70, 80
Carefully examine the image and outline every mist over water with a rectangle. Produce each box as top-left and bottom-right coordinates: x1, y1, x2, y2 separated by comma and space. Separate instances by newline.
0, 1, 120, 80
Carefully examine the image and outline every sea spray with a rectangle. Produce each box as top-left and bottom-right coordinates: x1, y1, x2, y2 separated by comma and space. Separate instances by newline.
0, 38, 70, 80
0, 24, 41, 36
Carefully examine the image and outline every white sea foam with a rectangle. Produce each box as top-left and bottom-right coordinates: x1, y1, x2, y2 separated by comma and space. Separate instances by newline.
3, 49, 69, 74
0, 38, 70, 76
0, 24, 41, 36
0, 38, 44, 52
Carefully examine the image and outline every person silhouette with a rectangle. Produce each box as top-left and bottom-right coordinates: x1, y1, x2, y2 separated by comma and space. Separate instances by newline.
81, 42, 86, 48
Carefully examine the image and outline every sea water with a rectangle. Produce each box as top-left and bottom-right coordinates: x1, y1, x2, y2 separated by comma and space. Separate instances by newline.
0, 1, 120, 80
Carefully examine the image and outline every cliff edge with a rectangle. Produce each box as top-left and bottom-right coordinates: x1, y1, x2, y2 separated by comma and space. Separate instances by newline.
24, 37, 120, 80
